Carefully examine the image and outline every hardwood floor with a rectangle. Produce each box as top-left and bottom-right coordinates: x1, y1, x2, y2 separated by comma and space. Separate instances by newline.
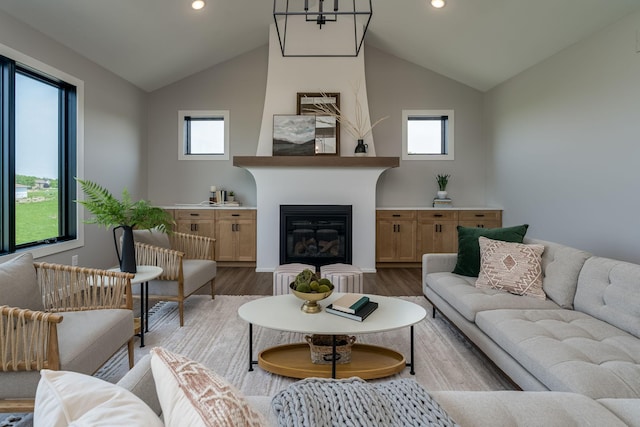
212, 267, 423, 296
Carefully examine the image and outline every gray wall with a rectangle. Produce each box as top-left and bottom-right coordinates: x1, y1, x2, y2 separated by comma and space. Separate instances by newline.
366, 47, 487, 207
0, 10, 148, 269
146, 45, 489, 209
484, 12, 640, 263
146, 46, 269, 207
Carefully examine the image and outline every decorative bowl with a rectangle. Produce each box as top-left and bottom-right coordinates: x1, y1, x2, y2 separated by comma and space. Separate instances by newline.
290, 282, 334, 313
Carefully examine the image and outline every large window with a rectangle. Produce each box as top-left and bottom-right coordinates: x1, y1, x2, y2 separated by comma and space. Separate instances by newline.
402, 110, 454, 160
178, 110, 229, 160
1, 45, 83, 257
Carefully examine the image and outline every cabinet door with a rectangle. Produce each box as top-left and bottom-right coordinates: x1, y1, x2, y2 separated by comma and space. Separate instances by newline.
235, 219, 256, 261
215, 219, 236, 261
394, 219, 417, 261
376, 210, 417, 262
215, 210, 256, 262
418, 210, 459, 255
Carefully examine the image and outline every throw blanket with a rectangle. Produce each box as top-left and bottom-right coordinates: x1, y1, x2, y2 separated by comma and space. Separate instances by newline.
271, 377, 459, 427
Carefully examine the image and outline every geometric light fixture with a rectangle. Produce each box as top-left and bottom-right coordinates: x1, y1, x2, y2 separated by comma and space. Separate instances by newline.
430, 0, 445, 8
273, 0, 373, 57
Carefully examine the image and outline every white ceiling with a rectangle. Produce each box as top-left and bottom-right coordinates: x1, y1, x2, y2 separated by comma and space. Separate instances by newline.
0, 0, 638, 92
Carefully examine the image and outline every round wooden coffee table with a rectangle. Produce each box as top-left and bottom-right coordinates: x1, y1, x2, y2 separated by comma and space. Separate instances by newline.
238, 293, 426, 379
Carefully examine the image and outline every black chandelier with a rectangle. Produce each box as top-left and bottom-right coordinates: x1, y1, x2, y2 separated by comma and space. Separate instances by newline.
273, 0, 373, 57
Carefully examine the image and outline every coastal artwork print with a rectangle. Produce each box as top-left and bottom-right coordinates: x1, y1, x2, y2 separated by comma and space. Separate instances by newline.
273, 115, 316, 156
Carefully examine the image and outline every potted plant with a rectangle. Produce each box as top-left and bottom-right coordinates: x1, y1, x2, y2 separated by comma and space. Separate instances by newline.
436, 174, 450, 199
76, 178, 174, 273
227, 191, 235, 202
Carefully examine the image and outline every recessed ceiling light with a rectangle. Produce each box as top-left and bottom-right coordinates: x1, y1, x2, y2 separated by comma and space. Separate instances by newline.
431, 0, 445, 8
192, 0, 205, 10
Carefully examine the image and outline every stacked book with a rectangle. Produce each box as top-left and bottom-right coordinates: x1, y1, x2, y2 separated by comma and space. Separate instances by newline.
432, 197, 453, 208
325, 294, 378, 321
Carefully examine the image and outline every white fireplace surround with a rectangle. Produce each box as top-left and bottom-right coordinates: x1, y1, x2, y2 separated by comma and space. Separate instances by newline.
246, 166, 388, 272
241, 23, 394, 273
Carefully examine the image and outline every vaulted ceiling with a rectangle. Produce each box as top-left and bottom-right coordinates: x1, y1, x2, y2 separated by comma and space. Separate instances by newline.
0, 0, 638, 92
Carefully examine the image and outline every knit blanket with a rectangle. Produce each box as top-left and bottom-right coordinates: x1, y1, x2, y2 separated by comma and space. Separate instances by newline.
271, 377, 459, 427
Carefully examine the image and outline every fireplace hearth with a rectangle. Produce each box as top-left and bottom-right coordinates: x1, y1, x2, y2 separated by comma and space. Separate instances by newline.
280, 205, 352, 268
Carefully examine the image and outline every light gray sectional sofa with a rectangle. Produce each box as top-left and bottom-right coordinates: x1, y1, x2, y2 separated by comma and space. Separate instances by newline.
422, 237, 640, 399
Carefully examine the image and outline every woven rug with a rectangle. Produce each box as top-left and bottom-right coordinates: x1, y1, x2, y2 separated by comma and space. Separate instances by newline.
1, 295, 514, 426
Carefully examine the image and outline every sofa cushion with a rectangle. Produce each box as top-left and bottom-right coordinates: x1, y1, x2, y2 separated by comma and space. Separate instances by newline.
133, 228, 171, 249
0, 252, 43, 311
452, 224, 529, 277
476, 309, 640, 399
426, 272, 558, 322
136, 259, 216, 297
476, 237, 546, 299
524, 238, 591, 309
574, 256, 640, 338
34, 369, 163, 427
150, 347, 265, 427
431, 391, 629, 427
597, 398, 640, 427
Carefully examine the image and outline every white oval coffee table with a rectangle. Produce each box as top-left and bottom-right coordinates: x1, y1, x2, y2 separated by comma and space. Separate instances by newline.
238, 293, 426, 379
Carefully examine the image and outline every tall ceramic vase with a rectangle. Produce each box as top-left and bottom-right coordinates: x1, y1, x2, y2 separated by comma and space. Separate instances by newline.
113, 225, 137, 273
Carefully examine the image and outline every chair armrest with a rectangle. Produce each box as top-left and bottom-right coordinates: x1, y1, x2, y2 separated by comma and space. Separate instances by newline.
422, 253, 458, 277
0, 306, 63, 371
169, 231, 215, 260
135, 242, 184, 280
34, 263, 134, 312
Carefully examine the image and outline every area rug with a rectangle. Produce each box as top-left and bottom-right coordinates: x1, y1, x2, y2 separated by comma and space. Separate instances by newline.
1, 295, 514, 426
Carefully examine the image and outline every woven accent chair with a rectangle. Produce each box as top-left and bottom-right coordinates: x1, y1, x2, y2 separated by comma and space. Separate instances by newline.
133, 229, 217, 327
0, 253, 134, 413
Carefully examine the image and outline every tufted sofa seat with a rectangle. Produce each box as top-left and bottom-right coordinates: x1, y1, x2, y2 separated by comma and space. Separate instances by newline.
423, 238, 640, 400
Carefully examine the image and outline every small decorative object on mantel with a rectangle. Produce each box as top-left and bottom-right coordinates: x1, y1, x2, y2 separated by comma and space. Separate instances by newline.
76, 178, 174, 273
306, 81, 388, 157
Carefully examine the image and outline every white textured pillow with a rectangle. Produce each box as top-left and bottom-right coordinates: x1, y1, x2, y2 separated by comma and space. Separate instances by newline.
34, 369, 163, 427
476, 237, 546, 299
150, 347, 265, 427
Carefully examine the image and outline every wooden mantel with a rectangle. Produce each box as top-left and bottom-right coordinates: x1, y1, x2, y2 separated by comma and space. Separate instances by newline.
233, 156, 399, 168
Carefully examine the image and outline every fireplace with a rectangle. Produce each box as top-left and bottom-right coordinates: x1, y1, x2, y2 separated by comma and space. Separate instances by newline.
280, 205, 352, 268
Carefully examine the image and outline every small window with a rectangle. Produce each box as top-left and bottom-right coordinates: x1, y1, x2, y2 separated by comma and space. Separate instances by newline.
402, 110, 454, 160
178, 110, 229, 160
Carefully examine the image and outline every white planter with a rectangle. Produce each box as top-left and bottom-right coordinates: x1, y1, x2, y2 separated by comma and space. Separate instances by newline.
437, 191, 448, 199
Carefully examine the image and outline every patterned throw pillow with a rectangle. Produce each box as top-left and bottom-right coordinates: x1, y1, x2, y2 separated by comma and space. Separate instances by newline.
150, 347, 265, 427
475, 237, 546, 299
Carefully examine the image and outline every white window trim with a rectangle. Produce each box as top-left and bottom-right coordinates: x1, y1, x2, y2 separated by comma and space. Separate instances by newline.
402, 109, 454, 161
178, 110, 229, 161
0, 42, 85, 261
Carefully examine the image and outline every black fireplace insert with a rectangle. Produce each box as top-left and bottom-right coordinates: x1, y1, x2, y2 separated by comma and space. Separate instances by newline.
280, 204, 352, 268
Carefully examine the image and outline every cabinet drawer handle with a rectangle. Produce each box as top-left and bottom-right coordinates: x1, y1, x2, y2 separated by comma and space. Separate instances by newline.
433, 214, 443, 217
232, 214, 240, 217
397, 224, 401, 232
190, 213, 200, 217
392, 214, 401, 217
474, 214, 485, 217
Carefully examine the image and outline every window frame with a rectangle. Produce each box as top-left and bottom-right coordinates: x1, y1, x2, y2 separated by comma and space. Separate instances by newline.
178, 110, 229, 161
402, 109, 454, 161
0, 42, 84, 260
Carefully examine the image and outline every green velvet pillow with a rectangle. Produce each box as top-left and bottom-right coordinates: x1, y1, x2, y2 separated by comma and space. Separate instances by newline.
452, 224, 529, 277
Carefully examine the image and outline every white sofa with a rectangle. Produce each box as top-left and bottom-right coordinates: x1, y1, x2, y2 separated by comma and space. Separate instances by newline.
423, 237, 640, 399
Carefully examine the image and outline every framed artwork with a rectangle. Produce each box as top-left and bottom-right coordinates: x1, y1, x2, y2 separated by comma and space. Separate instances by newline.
297, 92, 340, 155
272, 115, 316, 156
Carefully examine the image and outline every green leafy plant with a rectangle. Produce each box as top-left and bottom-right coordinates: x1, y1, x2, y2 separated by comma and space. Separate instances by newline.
76, 178, 173, 231
436, 174, 450, 191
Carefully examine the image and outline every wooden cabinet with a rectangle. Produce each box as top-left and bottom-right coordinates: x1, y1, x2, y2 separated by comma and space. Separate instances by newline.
458, 210, 502, 230
174, 210, 215, 238
215, 210, 256, 262
418, 210, 459, 255
376, 208, 502, 265
376, 210, 417, 262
